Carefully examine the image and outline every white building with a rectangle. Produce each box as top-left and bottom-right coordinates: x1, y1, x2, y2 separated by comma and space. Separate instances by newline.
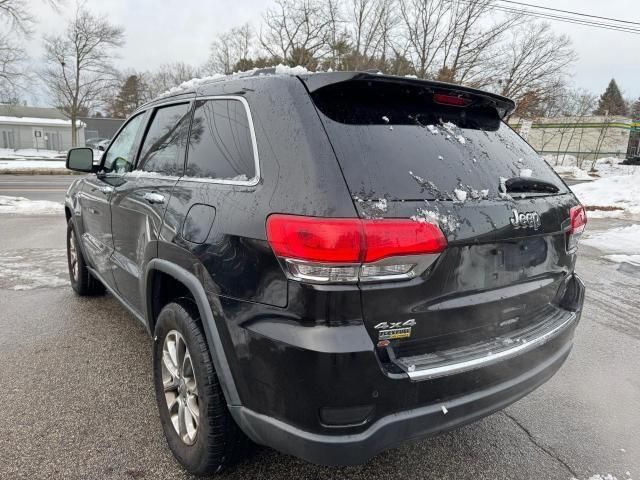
0, 105, 85, 151
510, 115, 636, 161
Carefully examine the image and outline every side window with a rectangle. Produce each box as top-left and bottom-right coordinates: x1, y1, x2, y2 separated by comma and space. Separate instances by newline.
103, 114, 146, 174
186, 99, 256, 181
138, 103, 191, 176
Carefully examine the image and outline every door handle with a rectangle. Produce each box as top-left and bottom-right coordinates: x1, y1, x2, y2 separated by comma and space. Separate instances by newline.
142, 192, 165, 204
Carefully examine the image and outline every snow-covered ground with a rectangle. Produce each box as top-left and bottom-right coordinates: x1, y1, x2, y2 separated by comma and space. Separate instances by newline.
553, 165, 592, 180
571, 174, 640, 219
572, 474, 633, 480
582, 224, 640, 267
0, 196, 64, 215
0, 159, 67, 171
546, 156, 638, 181
0, 248, 68, 290
0, 148, 66, 160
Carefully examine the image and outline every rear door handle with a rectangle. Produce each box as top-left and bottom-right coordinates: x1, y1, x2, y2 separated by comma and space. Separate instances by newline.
141, 192, 165, 204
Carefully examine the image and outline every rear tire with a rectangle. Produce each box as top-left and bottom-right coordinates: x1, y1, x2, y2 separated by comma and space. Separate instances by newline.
66, 219, 105, 296
153, 300, 249, 475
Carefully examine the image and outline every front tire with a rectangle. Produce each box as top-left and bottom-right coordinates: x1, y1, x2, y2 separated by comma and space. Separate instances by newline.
66, 219, 104, 296
153, 301, 248, 475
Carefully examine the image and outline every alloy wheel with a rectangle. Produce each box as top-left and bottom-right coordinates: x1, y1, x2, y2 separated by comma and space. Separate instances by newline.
162, 330, 200, 445
69, 230, 78, 281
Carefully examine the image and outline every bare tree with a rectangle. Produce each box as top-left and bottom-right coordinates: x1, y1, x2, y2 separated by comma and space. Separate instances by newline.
555, 89, 596, 166
259, 0, 334, 68
437, 1, 518, 87
205, 24, 254, 74
494, 22, 576, 117
0, 0, 34, 33
0, 33, 25, 101
40, 7, 124, 146
146, 62, 201, 97
346, 0, 397, 70
399, 0, 450, 77
0, 0, 60, 102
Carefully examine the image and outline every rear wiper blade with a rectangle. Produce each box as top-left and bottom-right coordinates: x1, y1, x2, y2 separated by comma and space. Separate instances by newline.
504, 177, 559, 194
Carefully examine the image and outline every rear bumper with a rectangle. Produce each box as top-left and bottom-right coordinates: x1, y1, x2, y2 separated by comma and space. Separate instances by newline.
230, 335, 574, 466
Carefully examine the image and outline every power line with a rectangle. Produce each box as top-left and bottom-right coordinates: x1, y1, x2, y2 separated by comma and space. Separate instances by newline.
491, 3, 640, 34
447, 0, 640, 35
496, 0, 640, 27
491, 4, 640, 34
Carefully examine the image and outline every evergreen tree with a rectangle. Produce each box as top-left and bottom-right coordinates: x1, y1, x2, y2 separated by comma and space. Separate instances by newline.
108, 75, 147, 118
594, 79, 628, 116
631, 98, 640, 119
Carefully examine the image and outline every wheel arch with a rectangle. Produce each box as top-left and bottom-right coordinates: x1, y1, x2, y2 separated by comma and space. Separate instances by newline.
143, 259, 241, 406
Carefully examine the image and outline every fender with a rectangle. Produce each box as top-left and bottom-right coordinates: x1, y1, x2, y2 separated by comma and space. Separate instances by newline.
143, 258, 241, 406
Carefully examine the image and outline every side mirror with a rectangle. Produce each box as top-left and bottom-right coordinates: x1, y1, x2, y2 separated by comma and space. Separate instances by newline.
66, 148, 95, 173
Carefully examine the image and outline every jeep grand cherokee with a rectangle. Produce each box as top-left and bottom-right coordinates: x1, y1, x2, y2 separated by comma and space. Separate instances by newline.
64, 69, 586, 474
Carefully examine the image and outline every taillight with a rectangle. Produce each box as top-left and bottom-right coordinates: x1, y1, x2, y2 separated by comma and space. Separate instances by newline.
567, 205, 587, 252
266, 215, 447, 283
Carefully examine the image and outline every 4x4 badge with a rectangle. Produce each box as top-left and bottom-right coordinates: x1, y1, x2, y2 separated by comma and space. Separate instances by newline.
374, 319, 416, 341
374, 319, 416, 330
509, 209, 541, 230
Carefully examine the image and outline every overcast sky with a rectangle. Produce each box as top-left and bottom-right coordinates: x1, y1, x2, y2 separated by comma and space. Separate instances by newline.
23, 0, 640, 105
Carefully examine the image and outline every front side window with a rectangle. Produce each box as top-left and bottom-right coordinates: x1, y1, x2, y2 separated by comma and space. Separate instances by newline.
138, 103, 191, 176
186, 99, 256, 181
103, 113, 146, 174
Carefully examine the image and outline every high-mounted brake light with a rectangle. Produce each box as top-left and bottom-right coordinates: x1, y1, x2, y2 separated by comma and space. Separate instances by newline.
567, 205, 587, 252
433, 93, 472, 107
266, 215, 447, 283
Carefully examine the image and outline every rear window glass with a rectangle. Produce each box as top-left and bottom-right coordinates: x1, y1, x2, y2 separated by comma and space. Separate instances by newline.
311, 81, 567, 201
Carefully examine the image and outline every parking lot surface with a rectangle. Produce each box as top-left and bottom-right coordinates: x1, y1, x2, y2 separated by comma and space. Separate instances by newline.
0, 213, 638, 480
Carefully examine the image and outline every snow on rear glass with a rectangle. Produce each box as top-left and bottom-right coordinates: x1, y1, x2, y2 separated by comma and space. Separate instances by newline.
311, 81, 566, 201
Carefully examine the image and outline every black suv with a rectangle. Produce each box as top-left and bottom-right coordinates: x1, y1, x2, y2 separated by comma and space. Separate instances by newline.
64, 70, 586, 474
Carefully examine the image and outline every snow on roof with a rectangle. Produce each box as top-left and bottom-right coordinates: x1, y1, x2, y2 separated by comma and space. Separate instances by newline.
158, 64, 311, 98
0, 115, 85, 127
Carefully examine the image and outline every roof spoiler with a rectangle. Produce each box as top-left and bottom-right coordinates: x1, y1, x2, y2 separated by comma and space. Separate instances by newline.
299, 72, 516, 119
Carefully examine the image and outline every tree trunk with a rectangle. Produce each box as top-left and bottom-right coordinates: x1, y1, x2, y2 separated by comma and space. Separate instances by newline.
71, 113, 77, 147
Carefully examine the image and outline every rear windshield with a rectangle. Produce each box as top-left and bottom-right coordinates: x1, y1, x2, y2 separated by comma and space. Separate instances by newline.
311, 81, 567, 201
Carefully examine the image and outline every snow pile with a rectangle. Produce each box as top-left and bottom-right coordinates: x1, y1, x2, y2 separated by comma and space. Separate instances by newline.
453, 188, 467, 202
553, 165, 592, 180
160, 74, 225, 97
571, 174, 640, 218
159, 64, 311, 97
0, 160, 66, 170
0, 196, 64, 215
0, 148, 65, 159
591, 157, 639, 177
274, 64, 310, 75
0, 248, 68, 290
543, 154, 578, 166
546, 156, 638, 180
582, 224, 640, 266
571, 474, 632, 480
411, 207, 460, 233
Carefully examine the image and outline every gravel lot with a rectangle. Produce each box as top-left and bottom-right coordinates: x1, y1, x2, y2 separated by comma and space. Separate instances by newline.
0, 213, 638, 480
